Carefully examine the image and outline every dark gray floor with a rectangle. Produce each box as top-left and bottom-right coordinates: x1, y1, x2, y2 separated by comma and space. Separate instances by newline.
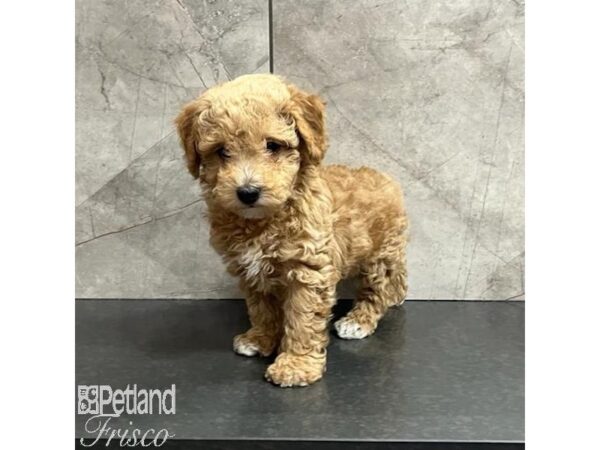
76, 299, 524, 449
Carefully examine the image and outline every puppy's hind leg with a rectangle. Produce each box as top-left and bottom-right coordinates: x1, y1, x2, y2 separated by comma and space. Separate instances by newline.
335, 233, 408, 340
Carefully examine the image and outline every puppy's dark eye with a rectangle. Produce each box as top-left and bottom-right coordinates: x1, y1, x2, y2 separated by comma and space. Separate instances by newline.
266, 141, 281, 154
216, 147, 230, 160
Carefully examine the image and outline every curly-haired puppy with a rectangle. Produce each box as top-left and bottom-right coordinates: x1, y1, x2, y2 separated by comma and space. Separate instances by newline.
175, 74, 408, 387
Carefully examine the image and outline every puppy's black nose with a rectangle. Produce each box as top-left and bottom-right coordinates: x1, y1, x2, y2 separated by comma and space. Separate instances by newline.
236, 186, 261, 205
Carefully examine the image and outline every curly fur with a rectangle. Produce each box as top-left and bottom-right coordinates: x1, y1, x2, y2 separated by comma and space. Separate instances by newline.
175, 74, 408, 387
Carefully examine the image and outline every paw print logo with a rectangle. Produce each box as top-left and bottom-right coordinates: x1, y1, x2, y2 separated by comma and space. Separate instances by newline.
77, 385, 99, 415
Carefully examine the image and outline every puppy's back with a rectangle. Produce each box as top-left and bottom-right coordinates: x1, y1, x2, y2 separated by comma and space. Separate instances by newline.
322, 164, 407, 271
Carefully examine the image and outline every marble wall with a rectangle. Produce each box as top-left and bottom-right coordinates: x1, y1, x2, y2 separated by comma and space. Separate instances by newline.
273, 0, 525, 300
75, 0, 269, 298
76, 0, 524, 300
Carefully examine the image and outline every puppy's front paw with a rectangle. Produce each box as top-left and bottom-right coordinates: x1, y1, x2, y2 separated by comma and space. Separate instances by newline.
265, 352, 325, 387
334, 317, 374, 340
233, 335, 259, 356
233, 330, 277, 357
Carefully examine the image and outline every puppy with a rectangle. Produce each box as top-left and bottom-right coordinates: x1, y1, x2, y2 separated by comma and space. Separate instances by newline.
175, 74, 408, 387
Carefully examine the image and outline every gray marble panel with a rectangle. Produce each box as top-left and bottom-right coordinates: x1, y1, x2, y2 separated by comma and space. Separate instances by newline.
273, 0, 524, 300
76, 0, 268, 205
75, 0, 268, 297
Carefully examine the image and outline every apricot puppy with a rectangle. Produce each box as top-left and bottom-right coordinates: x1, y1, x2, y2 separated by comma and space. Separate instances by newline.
176, 74, 408, 387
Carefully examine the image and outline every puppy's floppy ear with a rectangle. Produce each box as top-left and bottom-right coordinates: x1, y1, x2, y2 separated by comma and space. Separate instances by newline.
283, 85, 327, 164
175, 98, 209, 179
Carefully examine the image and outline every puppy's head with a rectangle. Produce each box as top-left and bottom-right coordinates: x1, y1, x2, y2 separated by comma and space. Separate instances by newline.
175, 74, 327, 220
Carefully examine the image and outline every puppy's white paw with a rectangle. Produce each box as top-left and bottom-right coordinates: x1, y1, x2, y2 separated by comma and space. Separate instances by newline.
233, 339, 259, 356
334, 318, 371, 340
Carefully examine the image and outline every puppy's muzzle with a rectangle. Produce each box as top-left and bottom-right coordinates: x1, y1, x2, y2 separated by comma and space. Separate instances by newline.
236, 186, 261, 205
